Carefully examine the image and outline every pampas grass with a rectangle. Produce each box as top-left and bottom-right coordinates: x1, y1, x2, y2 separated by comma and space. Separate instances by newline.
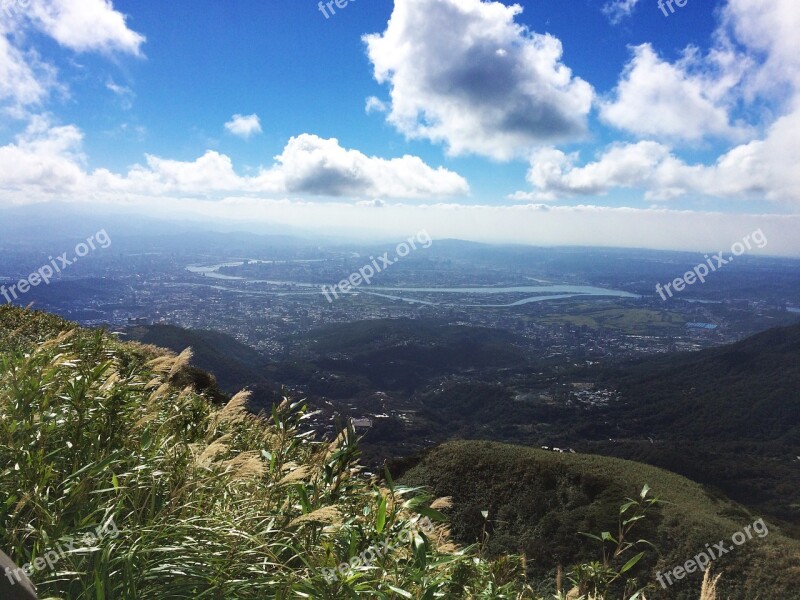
288, 506, 343, 528
699, 570, 722, 600
430, 496, 453, 510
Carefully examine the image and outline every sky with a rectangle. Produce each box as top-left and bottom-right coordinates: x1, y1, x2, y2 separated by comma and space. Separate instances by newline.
0, 0, 799, 254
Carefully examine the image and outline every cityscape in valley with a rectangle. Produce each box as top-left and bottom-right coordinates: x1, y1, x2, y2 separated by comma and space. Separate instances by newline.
2, 0, 800, 598
2, 218, 799, 460
4, 223, 798, 354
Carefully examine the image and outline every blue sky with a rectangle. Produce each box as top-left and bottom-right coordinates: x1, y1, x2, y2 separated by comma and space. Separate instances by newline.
1, 0, 799, 254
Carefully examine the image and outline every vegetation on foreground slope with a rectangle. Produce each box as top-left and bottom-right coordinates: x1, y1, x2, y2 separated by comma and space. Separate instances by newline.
400, 441, 800, 600
0, 306, 792, 599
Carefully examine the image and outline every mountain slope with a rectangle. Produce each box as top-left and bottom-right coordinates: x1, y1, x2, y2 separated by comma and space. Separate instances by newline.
577, 322, 800, 523
400, 440, 800, 600
597, 321, 800, 444
273, 318, 528, 394
122, 324, 281, 411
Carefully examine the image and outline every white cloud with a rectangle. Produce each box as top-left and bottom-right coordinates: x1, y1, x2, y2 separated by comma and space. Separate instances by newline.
519, 0, 800, 207
602, 0, 640, 25
106, 79, 134, 109
599, 0, 800, 146
224, 114, 263, 139
516, 105, 800, 205
2, 120, 798, 256
120, 151, 243, 195
0, 116, 87, 193
721, 0, 800, 101
364, 0, 593, 160
599, 44, 750, 142
365, 96, 388, 114
518, 142, 675, 201
0, 35, 58, 115
260, 134, 469, 198
0, 0, 143, 115
0, 123, 469, 200
28, 0, 145, 55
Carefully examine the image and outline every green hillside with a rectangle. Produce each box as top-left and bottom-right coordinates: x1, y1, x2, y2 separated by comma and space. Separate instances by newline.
400, 440, 800, 600
122, 323, 280, 410
598, 321, 800, 444
584, 322, 800, 523
274, 318, 527, 393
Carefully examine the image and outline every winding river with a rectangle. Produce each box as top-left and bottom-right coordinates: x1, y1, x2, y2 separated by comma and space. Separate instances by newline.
185, 262, 641, 306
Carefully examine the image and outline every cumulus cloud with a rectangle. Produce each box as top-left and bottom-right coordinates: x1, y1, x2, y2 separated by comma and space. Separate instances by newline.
129, 134, 469, 198
599, 44, 750, 142
602, 0, 640, 25
117, 151, 243, 195
0, 116, 87, 193
600, 0, 800, 146
364, 0, 593, 160
0, 124, 469, 200
518, 143, 676, 201
516, 106, 800, 204
225, 114, 263, 139
516, 0, 800, 207
28, 0, 145, 55
721, 0, 800, 101
266, 134, 468, 198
